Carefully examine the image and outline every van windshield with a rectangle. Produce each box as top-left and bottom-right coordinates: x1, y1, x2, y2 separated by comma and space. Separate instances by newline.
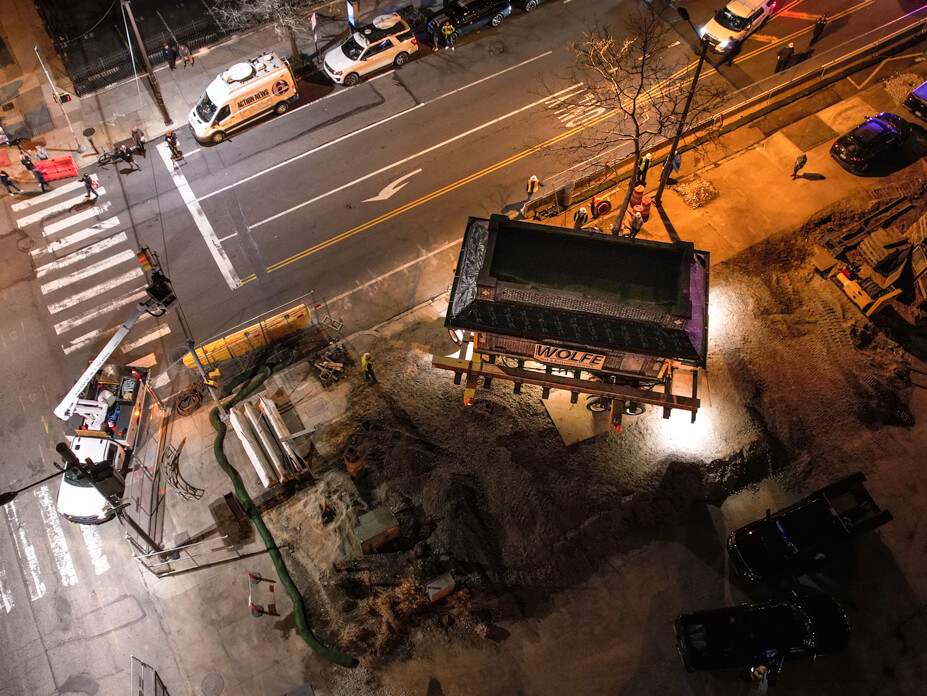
196, 92, 218, 122
715, 7, 752, 32
341, 35, 366, 61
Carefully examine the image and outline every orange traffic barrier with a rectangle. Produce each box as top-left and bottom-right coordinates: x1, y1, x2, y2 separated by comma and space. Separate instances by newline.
35, 155, 77, 181
640, 196, 652, 221
592, 195, 612, 217
629, 185, 644, 207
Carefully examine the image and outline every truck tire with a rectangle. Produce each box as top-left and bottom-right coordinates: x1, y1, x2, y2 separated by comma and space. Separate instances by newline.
343, 72, 360, 87
394, 52, 409, 66
211, 130, 226, 144
491, 13, 505, 27
274, 101, 289, 115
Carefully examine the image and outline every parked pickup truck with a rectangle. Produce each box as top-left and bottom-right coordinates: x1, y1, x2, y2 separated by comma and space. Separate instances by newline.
675, 594, 849, 675
728, 472, 893, 582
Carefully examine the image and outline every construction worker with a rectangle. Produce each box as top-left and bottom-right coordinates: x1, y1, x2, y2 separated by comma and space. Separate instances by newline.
361, 352, 377, 384
628, 211, 644, 238
637, 153, 652, 186
521, 175, 540, 216
573, 206, 589, 228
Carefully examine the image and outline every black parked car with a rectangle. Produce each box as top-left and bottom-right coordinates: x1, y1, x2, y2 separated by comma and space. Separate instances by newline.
728, 472, 893, 582
903, 79, 927, 120
512, 0, 545, 11
675, 595, 850, 675
428, 0, 513, 42
830, 112, 911, 174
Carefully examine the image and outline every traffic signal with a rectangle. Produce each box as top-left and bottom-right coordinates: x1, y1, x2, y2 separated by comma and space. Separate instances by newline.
136, 247, 153, 271
146, 271, 176, 308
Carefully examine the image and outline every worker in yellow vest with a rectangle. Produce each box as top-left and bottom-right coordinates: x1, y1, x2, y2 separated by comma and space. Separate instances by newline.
361, 352, 377, 384
521, 174, 540, 216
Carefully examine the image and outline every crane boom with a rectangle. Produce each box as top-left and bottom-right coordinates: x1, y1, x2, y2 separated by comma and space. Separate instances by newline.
54, 303, 150, 422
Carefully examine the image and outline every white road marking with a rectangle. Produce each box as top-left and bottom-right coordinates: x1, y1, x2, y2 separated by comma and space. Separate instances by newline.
199, 52, 555, 203
363, 169, 422, 202
34, 486, 78, 587
157, 142, 241, 290
4, 502, 46, 601
40, 249, 137, 294
35, 233, 128, 278
46, 269, 144, 314
11, 179, 85, 211
17, 188, 108, 229
43, 200, 113, 237
31, 218, 122, 258
62, 312, 153, 355
78, 525, 110, 575
54, 288, 147, 336
251, 84, 582, 229
0, 567, 13, 613
122, 324, 172, 352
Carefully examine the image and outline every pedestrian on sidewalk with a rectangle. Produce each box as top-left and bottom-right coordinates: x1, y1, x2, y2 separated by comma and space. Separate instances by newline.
811, 15, 827, 45
1, 170, 21, 195
361, 352, 377, 384
33, 167, 50, 193
80, 173, 99, 200
163, 43, 177, 70
166, 130, 183, 160
20, 153, 35, 172
521, 175, 541, 215
774, 43, 794, 73
179, 44, 193, 68
573, 206, 589, 229
119, 144, 140, 170
792, 153, 808, 179
442, 21, 456, 50
432, 23, 441, 50
636, 153, 653, 186
131, 127, 146, 154
35, 144, 49, 160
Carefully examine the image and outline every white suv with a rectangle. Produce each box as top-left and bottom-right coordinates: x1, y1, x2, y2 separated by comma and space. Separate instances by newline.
699, 0, 777, 53
324, 13, 419, 87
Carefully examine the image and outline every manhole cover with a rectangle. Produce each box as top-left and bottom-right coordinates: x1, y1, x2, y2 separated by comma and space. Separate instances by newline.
201, 672, 224, 696
168, 343, 190, 363
16, 236, 35, 252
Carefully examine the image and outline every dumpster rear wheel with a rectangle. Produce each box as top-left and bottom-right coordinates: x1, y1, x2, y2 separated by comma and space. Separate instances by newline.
586, 395, 610, 413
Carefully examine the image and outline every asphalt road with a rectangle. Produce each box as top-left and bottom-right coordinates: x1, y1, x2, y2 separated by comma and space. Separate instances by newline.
0, 0, 920, 693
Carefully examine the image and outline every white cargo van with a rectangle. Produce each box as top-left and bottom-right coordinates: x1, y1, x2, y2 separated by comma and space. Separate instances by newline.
189, 52, 298, 144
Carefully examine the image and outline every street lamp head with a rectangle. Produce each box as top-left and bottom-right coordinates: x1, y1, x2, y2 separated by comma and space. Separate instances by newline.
677, 7, 691, 22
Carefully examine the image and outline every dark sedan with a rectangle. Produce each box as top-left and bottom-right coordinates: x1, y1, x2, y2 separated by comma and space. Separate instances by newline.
830, 112, 911, 174
675, 595, 850, 675
428, 0, 513, 42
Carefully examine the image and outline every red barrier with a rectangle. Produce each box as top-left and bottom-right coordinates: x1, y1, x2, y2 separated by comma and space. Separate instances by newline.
35, 155, 78, 181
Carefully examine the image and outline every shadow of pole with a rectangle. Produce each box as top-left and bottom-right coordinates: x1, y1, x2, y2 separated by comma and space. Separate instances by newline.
655, 202, 682, 243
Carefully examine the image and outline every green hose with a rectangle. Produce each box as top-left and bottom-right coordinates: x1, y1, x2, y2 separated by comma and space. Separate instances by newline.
208, 351, 358, 668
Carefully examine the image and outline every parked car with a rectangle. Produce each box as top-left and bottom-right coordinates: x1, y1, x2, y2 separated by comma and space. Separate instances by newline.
323, 12, 419, 86
699, 0, 778, 53
428, 0, 513, 43
512, 0, 545, 11
674, 594, 850, 675
728, 472, 893, 582
903, 79, 927, 120
830, 112, 911, 174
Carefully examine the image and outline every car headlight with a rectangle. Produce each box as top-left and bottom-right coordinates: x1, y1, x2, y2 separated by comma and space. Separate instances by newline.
718, 39, 730, 50
698, 26, 707, 37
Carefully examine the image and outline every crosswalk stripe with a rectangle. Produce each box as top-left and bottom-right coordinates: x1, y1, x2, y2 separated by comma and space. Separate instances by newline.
42, 200, 112, 237
78, 525, 110, 575
46, 268, 143, 314
40, 249, 137, 294
34, 486, 78, 587
35, 233, 128, 278
31, 217, 122, 259
3, 502, 46, 601
63, 311, 154, 355
0, 567, 13, 613
54, 288, 147, 336
16, 188, 108, 229
123, 324, 172, 352
10, 179, 86, 211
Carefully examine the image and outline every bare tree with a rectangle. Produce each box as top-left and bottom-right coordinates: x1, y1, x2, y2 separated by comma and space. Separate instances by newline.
546, 7, 723, 229
214, 0, 317, 68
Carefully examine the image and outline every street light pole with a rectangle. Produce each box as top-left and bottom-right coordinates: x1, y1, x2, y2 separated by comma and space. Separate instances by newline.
655, 8, 710, 205
0, 470, 64, 506
33, 46, 85, 154
120, 0, 173, 125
